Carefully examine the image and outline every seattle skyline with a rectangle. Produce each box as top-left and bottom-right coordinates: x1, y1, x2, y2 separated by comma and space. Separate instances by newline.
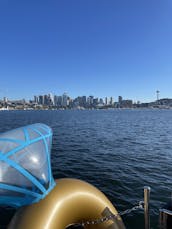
0, 0, 172, 102
0, 90, 168, 105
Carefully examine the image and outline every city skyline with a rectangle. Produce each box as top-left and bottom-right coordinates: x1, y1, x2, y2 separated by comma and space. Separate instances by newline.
2, 91, 172, 110
0, 90, 166, 104
2, 89, 172, 107
0, 1, 172, 102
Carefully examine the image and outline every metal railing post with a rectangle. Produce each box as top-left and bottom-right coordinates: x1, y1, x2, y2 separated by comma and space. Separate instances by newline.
159, 209, 163, 229
144, 186, 151, 229
159, 209, 166, 229
159, 208, 172, 229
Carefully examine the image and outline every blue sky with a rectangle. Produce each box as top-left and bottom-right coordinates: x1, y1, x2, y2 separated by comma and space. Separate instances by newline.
0, 0, 172, 102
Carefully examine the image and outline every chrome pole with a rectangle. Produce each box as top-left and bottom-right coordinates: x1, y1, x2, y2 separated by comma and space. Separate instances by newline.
144, 186, 151, 229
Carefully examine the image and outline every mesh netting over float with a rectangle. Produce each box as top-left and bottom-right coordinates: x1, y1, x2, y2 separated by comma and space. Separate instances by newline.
0, 123, 55, 207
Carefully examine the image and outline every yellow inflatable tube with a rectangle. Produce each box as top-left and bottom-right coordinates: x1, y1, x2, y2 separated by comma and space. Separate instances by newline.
8, 179, 125, 229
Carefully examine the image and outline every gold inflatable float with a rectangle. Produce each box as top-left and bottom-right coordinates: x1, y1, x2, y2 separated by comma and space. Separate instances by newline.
8, 179, 125, 229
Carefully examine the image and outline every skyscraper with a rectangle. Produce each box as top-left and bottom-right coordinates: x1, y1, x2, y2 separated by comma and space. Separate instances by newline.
62, 93, 68, 107
118, 96, 122, 104
110, 97, 114, 105
105, 97, 109, 105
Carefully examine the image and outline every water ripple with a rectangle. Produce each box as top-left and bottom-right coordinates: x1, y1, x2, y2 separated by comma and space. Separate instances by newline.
0, 110, 172, 228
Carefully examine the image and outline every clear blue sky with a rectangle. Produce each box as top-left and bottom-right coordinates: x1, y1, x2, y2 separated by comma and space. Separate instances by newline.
0, 0, 172, 102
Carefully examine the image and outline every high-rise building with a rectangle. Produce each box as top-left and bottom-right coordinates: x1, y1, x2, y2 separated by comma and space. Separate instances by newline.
44, 95, 49, 105
3, 97, 8, 103
34, 96, 38, 104
62, 93, 68, 107
105, 97, 109, 105
99, 98, 104, 105
81, 96, 87, 106
87, 96, 94, 105
110, 97, 114, 105
54, 95, 63, 106
118, 96, 122, 104
38, 95, 44, 105
49, 93, 54, 105
93, 98, 99, 105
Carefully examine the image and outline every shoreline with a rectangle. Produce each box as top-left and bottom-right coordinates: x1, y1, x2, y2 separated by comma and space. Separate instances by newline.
1, 107, 172, 111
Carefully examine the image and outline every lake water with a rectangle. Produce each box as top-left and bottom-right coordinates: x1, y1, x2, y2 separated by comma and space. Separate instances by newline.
0, 109, 172, 228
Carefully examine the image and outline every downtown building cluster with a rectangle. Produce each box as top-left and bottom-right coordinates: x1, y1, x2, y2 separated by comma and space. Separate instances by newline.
33, 93, 133, 109
1, 93, 172, 110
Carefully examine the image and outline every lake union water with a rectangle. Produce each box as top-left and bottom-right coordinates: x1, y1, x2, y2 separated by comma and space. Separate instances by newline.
0, 109, 172, 228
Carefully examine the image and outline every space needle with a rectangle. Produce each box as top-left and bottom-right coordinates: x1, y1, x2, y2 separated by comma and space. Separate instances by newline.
156, 90, 160, 103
